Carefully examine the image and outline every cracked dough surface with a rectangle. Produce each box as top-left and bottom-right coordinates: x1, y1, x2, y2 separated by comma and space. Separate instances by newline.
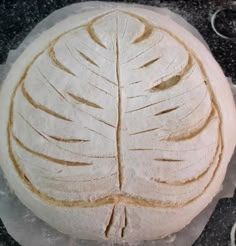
0, 7, 236, 242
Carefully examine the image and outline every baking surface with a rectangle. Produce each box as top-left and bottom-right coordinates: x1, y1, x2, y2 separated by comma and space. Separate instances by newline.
0, 0, 235, 245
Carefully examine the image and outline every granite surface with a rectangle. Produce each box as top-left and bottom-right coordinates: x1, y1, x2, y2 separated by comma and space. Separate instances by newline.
0, 0, 235, 245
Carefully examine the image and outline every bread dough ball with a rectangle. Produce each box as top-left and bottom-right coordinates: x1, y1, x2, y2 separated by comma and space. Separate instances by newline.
0, 6, 236, 242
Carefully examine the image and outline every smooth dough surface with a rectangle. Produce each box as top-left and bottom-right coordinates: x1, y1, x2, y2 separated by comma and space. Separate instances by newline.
0, 6, 236, 242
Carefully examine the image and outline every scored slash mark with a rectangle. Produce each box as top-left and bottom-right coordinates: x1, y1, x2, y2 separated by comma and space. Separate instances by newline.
181, 89, 208, 120
150, 55, 192, 92
104, 205, 115, 238
127, 12, 153, 44
77, 50, 99, 67
48, 43, 76, 77
21, 83, 72, 122
67, 91, 103, 109
126, 101, 161, 113
129, 80, 142, 85
154, 158, 183, 162
127, 95, 147, 99
12, 133, 92, 166
151, 75, 181, 91
138, 57, 160, 69
18, 113, 49, 141
122, 17, 128, 39
104, 205, 128, 239
85, 127, 113, 142
155, 106, 180, 116
96, 118, 115, 128
89, 83, 115, 98
37, 67, 66, 100
115, 14, 123, 191
130, 127, 159, 136
129, 141, 218, 152
48, 135, 89, 143
121, 207, 127, 238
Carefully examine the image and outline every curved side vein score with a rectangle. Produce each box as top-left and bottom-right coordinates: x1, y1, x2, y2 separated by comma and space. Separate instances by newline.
124, 12, 153, 44
12, 133, 92, 166
67, 91, 103, 109
163, 104, 217, 142
86, 14, 109, 49
150, 55, 192, 92
48, 42, 77, 77
21, 83, 72, 122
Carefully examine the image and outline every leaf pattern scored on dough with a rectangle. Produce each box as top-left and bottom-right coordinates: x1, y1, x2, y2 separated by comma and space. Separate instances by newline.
7, 11, 222, 232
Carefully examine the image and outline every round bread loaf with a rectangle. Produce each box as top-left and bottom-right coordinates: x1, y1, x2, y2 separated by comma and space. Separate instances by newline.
0, 6, 236, 242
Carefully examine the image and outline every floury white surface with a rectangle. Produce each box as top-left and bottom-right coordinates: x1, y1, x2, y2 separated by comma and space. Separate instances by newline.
0, 2, 236, 246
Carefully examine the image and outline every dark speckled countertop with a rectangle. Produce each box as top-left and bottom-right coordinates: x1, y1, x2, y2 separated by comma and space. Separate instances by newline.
0, 0, 235, 245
